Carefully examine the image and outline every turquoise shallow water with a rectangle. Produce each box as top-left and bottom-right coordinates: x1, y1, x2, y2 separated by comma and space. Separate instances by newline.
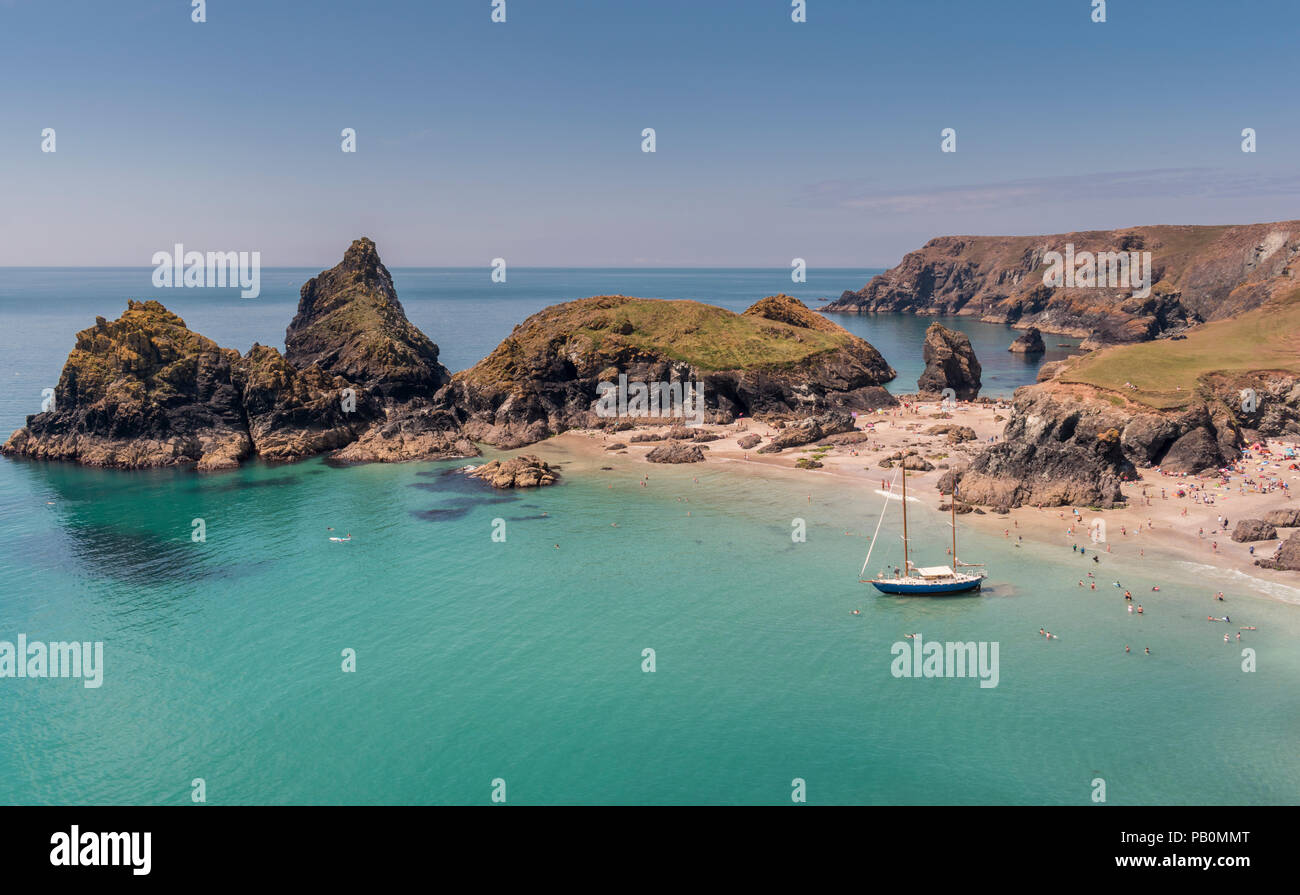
0, 269, 1296, 805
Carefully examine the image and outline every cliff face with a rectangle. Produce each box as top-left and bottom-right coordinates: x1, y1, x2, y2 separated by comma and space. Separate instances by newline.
944, 382, 1228, 509
947, 358, 1300, 509
3, 240, 477, 470
234, 343, 378, 462
825, 221, 1300, 345
1, 301, 253, 470
286, 237, 450, 401
284, 238, 472, 463
439, 294, 898, 448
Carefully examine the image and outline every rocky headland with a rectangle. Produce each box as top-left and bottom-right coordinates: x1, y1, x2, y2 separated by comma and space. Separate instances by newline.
824, 220, 1300, 348
941, 289, 1300, 508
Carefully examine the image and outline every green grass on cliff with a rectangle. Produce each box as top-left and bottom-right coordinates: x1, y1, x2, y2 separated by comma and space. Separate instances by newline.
1062, 289, 1300, 409
464, 296, 853, 383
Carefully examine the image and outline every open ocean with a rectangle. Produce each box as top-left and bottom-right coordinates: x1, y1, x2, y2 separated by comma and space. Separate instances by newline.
1, 268, 1297, 805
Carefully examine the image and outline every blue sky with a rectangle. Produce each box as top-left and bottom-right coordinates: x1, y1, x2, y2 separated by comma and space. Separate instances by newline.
1, 0, 1296, 267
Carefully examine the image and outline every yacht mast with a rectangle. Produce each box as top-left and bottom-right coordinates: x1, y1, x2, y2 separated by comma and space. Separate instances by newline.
951, 482, 958, 566
901, 462, 909, 574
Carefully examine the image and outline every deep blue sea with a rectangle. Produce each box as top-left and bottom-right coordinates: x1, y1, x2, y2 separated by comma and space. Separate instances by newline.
1, 268, 1296, 805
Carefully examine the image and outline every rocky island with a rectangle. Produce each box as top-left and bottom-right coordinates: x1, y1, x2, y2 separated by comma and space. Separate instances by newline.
2, 244, 898, 471
2, 238, 475, 469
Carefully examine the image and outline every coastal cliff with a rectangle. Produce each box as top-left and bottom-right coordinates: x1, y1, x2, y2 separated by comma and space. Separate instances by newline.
944, 290, 1300, 508
825, 221, 1300, 346
438, 293, 898, 448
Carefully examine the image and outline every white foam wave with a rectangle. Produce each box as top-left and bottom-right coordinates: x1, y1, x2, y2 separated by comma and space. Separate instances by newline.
1173, 561, 1300, 605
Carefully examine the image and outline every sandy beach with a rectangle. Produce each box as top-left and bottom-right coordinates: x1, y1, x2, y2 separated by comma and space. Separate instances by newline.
545, 399, 1300, 598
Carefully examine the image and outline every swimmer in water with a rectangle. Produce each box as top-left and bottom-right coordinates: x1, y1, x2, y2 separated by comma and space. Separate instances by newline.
1125, 645, 1130, 653
1136, 605, 1143, 614
1145, 647, 1150, 655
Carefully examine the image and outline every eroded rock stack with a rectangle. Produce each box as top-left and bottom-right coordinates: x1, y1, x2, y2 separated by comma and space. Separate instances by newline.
917, 323, 981, 399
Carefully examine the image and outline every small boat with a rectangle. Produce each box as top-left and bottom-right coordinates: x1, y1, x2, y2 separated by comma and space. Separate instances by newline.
859, 464, 986, 595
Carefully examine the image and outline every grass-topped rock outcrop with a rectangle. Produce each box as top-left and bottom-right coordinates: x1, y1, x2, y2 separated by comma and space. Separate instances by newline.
945, 290, 1300, 508
440, 293, 896, 447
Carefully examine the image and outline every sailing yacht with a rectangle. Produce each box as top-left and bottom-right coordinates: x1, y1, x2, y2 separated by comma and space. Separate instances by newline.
860, 464, 986, 595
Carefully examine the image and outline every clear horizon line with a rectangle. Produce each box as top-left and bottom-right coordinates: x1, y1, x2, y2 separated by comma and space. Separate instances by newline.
0, 264, 890, 271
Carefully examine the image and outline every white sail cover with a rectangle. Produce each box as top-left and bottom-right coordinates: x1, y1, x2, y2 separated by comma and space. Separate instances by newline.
916, 566, 955, 578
